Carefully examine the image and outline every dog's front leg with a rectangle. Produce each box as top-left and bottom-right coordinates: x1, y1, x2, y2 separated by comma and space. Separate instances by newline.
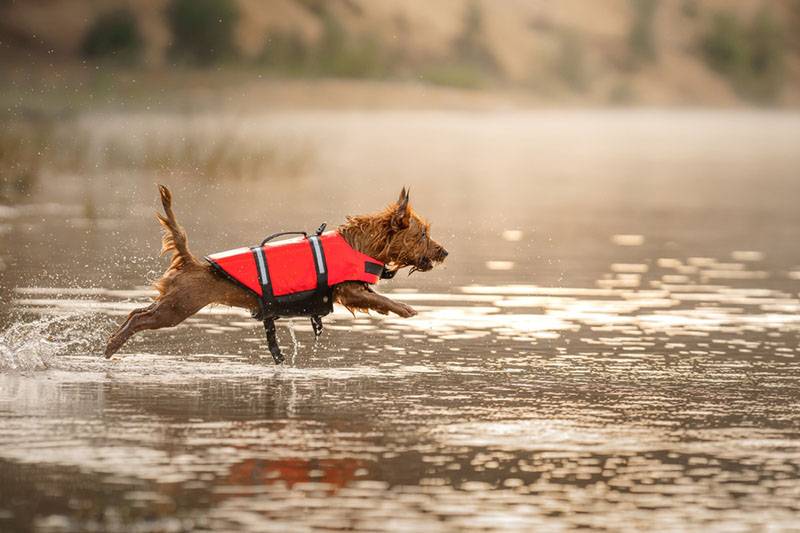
334, 282, 417, 318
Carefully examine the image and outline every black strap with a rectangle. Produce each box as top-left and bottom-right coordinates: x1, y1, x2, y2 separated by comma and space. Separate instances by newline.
364, 261, 396, 279
308, 231, 328, 341
254, 223, 330, 363
253, 245, 283, 364
308, 234, 329, 289
364, 261, 382, 276
251, 245, 276, 312
263, 318, 284, 364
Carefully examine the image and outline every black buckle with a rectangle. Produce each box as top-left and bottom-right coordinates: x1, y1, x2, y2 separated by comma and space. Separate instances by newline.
315, 222, 327, 236
380, 268, 397, 279
311, 315, 324, 338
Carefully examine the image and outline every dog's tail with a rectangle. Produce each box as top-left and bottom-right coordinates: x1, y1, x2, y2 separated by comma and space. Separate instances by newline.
156, 184, 198, 273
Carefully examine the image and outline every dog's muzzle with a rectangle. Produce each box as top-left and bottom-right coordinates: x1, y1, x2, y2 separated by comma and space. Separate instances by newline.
418, 258, 434, 271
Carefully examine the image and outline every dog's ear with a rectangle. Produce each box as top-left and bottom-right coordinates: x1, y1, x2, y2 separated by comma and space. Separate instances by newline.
397, 187, 410, 206
391, 187, 411, 230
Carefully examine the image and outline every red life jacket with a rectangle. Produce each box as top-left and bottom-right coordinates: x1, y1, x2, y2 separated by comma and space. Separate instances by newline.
205, 230, 385, 319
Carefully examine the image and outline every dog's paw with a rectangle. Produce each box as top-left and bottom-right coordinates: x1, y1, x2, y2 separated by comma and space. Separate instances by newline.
394, 302, 418, 318
104, 339, 121, 359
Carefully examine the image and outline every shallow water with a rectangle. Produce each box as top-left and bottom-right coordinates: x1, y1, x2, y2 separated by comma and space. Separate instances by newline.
1, 110, 800, 531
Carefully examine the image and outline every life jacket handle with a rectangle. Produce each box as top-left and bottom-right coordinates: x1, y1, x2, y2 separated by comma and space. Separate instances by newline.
260, 231, 308, 247
259, 223, 327, 247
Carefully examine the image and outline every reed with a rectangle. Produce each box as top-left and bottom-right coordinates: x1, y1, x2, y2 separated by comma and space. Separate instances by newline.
0, 120, 313, 201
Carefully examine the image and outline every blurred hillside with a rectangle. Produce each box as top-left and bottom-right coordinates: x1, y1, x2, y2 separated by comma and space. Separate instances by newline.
1, 0, 799, 107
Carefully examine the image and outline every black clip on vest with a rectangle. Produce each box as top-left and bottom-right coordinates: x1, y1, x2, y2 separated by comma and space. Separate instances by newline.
257, 223, 328, 364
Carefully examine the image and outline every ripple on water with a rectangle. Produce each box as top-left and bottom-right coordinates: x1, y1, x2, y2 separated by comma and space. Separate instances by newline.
3, 248, 800, 531
434, 419, 666, 453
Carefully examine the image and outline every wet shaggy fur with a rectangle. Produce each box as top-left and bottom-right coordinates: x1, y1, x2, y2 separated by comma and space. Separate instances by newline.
104, 186, 448, 358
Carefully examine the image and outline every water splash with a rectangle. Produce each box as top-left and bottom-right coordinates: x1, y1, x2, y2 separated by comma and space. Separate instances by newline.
0, 312, 109, 371
287, 321, 299, 366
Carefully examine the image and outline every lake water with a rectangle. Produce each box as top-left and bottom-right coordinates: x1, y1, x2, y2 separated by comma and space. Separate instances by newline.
1, 110, 800, 531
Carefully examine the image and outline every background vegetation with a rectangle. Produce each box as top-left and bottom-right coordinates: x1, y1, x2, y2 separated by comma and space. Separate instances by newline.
2, 0, 797, 107
81, 8, 143, 63
701, 9, 786, 102
167, 0, 240, 65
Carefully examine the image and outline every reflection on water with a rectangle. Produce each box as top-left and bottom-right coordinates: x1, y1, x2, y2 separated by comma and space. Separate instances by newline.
3, 260, 800, 531
1, 110, 800, 531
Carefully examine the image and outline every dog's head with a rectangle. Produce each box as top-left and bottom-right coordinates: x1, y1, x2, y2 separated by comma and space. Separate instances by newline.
379, 188, 448, 274
341, 188, 448, 274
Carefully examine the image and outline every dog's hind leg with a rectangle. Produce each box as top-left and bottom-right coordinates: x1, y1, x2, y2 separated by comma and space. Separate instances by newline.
111, 302, 158, 338
104, 291, 208, 358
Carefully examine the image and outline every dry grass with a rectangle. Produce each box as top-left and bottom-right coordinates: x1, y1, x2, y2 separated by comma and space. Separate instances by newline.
0, 123, 45, 200
102, 132, 312, 179
0, 119, 313, 201
0, 121, 90, 200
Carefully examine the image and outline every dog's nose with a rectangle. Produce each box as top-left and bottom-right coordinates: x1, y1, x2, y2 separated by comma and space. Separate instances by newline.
440, 248, 449, 259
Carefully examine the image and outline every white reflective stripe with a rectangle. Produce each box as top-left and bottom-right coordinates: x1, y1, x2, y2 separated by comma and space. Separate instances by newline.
208, 247, 250, 260
310, 236, 325, 274
254, 247, 269, 285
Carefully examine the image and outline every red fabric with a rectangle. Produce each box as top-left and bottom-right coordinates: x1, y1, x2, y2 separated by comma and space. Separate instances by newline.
204, 246, 262, 295
263, 235, 317, 296
319, 232, 381, 286
205, 231, 382, 298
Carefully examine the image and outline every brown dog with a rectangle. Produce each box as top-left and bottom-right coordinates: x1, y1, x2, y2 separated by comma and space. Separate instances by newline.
104, 186, 448, 358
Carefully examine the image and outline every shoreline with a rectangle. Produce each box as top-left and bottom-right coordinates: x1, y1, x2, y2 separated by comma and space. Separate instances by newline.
3, 64, 796, 119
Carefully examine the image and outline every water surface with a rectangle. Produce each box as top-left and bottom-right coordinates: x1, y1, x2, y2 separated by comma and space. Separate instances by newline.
1, 110, 800, 531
